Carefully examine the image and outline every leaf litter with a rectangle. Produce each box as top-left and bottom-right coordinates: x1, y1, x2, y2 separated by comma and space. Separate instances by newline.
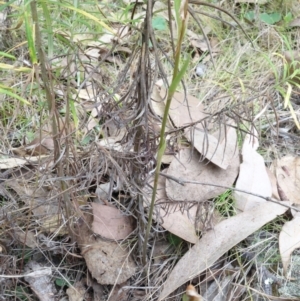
166, 146, 239, 202
76, 214, 136, 285
2, 1, 300, 300
92, 203, 135, 240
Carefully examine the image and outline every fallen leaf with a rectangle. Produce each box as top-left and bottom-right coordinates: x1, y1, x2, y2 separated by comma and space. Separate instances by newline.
184, 122, 237, 169
158, 201, 290, 300
159, 87, 207, 128
144, 175, 199, 243
288, 17, 300, 27
14, 229, 38, 248
234, 131, 272, 212
0, 155, 48, 169
5, 178, 65, 234
279, 214, 300, 275
190, 38, 209, 52
166, 147, 239, 202
76, 214, 136, 285
274, 156, 300, 204
92, 203, 135, 240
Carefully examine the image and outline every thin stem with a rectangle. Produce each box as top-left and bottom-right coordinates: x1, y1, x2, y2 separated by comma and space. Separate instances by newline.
142, 5, 188, 265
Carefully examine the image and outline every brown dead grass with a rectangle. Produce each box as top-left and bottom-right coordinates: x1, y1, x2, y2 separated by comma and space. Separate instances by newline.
0, 0, 300, 300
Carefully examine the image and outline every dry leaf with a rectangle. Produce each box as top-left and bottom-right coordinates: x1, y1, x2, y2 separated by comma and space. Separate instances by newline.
14, 230, 38, 248
289, 17, 300, 27
185, 122, 237, 169
158, 201, 290, 300
151, 86, 173, 131
279, 214, 300, 275
166, 147, 239, 202
234, 131, 272, 212
274, 156, 300, 204
77, 215, 136, 285
144, 175, 199, 244
92, 203, 135, 240
159, 87, 207, 128
190, 38, 209, 52
145, 175, 222, 243
0, 156, 48, 169
5, 178, 65, 234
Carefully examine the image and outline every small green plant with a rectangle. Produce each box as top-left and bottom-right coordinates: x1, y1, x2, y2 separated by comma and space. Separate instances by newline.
283, 12, 293, 25
143, 0, 190, 265
55, 277, 71, 288
152, 16, 167, 31
14, 285, 31, 301
215, 189, 236, 218
182, 293, 189, 301
244, 11, 282, 25
168, 233, 183, 248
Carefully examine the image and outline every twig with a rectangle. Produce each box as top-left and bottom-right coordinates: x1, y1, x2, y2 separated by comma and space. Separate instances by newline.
0, 268, 52, 279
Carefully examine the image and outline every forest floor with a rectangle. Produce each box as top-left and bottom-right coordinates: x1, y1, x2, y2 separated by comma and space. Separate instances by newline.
1, 1, 300, 301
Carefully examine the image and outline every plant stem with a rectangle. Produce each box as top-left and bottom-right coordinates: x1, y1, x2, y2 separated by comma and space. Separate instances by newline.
142, 8, 189, 265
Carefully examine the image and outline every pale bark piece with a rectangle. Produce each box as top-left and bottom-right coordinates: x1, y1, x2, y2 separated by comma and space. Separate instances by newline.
234, 131, 272, 212
159, 87, 207, 128
92, 203, 135, 240
158, 201, 290, 301
184, 123, 238, 169
166, 148, 239, 202
24, 261, 56, 301
77, 215, 137, 285
279, 214, 300, 275
274, 156, 300, 205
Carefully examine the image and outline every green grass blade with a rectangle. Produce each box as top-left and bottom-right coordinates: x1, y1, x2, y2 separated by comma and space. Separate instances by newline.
0, 52, 16, 60
41, 2, 53, 58
59, 3, 115, 34
24, 1, 37, 64
0, 87, 31, 105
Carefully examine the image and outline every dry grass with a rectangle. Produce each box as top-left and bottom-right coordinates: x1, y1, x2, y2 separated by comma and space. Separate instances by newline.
0, 0, 300, 300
